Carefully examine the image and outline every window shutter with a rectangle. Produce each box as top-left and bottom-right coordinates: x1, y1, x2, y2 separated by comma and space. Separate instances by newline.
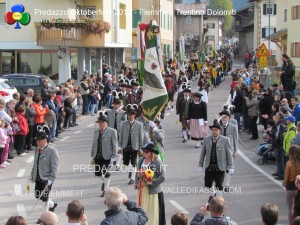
213, 23, 215, 28
132, 10, 141, 28
274, 4, 277, 15
274, 28, 276, 34
262, 28, 266, 38
263, 4, 267, 15
297, 43, 300, 57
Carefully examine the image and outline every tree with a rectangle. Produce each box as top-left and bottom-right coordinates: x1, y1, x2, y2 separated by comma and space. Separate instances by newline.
209, 0, 233, 34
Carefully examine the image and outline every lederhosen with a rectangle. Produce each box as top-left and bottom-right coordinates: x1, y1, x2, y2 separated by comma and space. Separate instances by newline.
181, 98, 190, 130
123, 122, 138, 166
204, 137, 225, 190
35, 147, 52, 202
94, 129, 110, 177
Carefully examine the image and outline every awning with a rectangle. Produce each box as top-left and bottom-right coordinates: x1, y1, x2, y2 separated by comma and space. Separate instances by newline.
266, 28, 287, 42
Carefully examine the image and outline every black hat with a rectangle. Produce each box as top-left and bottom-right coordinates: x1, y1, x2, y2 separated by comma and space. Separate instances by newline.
219, 111, 231, 118
97, 115, 108, 123
193, 92, 202, 98
36, 131, 48, 140
209, 119, 222, 130
126, 104, 138, 115
112, 98, 122, 105
183, 88, 191, 93
141, 143, 159, 155
131, 81, 140, 86
120, 82, 128, 88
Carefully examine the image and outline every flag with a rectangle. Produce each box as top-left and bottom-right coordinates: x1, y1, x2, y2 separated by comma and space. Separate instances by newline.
153, 137, 164, 162
141, 22, 168, 122
179, 34, 185, 72
137, 59, 144, 86
137, 24, 148, 59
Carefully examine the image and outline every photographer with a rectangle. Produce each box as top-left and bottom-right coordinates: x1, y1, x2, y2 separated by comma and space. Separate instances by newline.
190, 196, 235, 225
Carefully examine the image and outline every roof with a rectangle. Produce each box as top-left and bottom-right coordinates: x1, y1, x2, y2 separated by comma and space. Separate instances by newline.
266, 28, 288, 41
2, 74, 46, 78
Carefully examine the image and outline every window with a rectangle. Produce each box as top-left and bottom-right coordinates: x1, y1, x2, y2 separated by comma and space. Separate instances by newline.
132, 10, 141, 28
284, 9, 287, 22
262, 27, 276, 38
207, 35, 215, 41
207, 23, 215, 28
185, 16, 192, 25
263, 3, 277, 15
292, 5, 300, 20
8, 78, 24, 86
0, 81, 15, 90
168, 15, 170, 30
0, 1, 6, 24
25, 78, 40, 86
84, 6, 96, 19
291, 42, 300, 58
119, 4, 126, 29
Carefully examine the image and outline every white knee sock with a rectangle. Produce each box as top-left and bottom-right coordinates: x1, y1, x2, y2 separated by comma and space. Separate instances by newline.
45, 199, 54, 211
224, 172, 231, 187
183, 130, 188, 140
104, 178, 111, 191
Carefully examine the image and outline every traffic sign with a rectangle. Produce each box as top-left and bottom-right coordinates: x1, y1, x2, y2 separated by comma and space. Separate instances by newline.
256, 43, 271, 57
260, 56, 268, 68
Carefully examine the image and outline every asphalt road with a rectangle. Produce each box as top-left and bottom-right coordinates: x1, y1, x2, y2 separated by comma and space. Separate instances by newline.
0, 60, 289, 225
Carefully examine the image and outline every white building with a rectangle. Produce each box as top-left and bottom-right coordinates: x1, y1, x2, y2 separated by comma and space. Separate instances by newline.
0, 0, 132, 83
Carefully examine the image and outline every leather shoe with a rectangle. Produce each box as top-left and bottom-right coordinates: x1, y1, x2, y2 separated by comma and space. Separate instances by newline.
49, 203, 58, 212
272, 172, 279, 176
101, 183, 105, 191
101, 191, 106, 197
274, 176, 284, 180
182, 139, 187, 143
128, 179, 134, 185
195, 146, 200, 149
223, 186, 229, 193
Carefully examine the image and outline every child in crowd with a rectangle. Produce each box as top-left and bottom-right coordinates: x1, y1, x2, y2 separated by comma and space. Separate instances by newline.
89, 90, 97, 116
0, 119, 9, 169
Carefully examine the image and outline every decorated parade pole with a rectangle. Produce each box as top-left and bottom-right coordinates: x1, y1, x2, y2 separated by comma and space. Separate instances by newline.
138, 20, 168, 162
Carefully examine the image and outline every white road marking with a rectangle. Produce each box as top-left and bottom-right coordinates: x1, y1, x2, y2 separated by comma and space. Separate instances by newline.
17, 204, 27, 217
17, 169, 26, 178
14, 184, 22, 194
87, 124, 94, 128
170, 109, 175, 111
237, 148, 284, 189
169, 200, 190, 214
26, 156, 34, 164
74, 130, 82, 134
59, 137, 70, 142
166, 113, 170, 116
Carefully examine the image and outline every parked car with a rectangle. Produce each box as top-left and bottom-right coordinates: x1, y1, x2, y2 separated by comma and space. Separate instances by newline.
0, 78, 17, 103
1, 74, 56, 95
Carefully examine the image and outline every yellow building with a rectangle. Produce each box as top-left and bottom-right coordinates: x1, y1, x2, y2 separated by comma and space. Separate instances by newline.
287, 0, 300, 72
0, 0, 132, 82
129, 0, 174, 67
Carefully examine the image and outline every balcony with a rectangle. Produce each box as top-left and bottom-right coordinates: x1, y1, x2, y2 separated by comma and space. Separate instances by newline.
35, 22, 105, 47
234, 18, 254, 32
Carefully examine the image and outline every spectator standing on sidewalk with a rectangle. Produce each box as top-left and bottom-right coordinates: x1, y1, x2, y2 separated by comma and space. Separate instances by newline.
245, 90, 260, 140
292, 122, 300, 145
259, 88, 275, 132
284, 145, 300, 225
292, 97, 300, 124
284, 116, 298, 165
268, 112, 287, 180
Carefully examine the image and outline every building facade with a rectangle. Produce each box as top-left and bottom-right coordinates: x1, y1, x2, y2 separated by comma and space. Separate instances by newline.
234, 4, 255, 59
251, 0, 277, 56
174, 2, 223, 57
0, 0, 132, 83
130, 0, 174, 66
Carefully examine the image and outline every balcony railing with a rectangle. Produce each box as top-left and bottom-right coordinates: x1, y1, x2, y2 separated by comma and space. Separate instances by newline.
35, 22, 105, 47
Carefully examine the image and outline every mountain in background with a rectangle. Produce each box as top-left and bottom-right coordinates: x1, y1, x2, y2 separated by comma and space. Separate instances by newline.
232, 0, 249, 10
